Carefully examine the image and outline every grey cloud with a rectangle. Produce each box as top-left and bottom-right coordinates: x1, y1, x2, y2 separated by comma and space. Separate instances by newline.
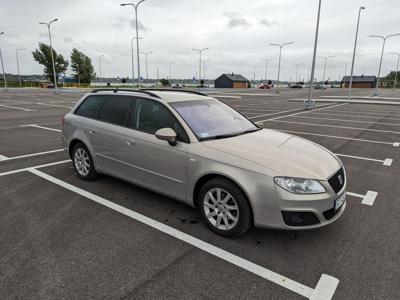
64, 37, 73, 43
259, 19, 280, 28
224, 12, 251, 29
129, 19, 148, 32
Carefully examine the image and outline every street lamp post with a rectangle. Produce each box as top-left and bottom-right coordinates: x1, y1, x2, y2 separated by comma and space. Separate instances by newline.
192, 48, 209, 87
293, 63, 303, 83
130, 36, 142, 88
319, 55, 335, 84
261, 58, 273, 84
141, 51, 153, 86
0, 31, 7, 89
16, 48, 26, 87
348, 6, 365, 101
39, 19, 58, 92
121, 1, 147, 88
270, 42, 293, 93
389, 52, 400, 90
341, 61, 349, 78
98, 54, 104, 87
370, 33, 400, 96
169, 62, 174, 84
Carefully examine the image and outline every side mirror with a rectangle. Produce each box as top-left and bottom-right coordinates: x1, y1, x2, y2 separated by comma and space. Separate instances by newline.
155, 128, 177, 145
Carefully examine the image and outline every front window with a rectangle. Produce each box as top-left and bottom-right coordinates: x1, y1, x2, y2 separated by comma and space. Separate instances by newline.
170, 99, 259, 140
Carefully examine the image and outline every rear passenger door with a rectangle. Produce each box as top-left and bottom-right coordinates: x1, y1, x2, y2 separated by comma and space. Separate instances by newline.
123, 98, 189, 200
88, 95, 134, 176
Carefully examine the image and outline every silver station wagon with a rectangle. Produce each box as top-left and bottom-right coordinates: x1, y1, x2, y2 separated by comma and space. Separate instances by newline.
62, 89, 346, 237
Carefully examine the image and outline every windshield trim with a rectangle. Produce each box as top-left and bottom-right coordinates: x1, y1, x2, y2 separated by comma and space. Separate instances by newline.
169, 99, 260, 142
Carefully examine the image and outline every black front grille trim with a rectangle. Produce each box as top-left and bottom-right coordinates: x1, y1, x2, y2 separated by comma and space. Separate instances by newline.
328, 167, 345, 194
281, 211, 320, 226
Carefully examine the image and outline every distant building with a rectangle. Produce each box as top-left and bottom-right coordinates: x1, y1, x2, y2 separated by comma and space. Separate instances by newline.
215, 73, 250, 88
341, 75, 377, 88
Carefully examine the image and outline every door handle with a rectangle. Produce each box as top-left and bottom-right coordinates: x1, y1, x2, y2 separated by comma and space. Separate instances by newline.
126, 139, 136, 146
89, 129, 95, 134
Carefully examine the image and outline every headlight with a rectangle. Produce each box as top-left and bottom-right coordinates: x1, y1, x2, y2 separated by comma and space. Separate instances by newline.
274, 177, 326, 194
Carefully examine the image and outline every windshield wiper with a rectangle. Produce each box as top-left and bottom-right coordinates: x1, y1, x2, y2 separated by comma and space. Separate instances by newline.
201, 128, 262, 141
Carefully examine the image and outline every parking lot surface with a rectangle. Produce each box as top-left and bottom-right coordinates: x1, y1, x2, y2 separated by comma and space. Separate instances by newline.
1, 88, 399, 299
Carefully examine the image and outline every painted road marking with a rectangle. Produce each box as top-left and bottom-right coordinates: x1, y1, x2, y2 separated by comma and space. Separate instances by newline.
347, 191, 378, 206
0, 104, 35, 112
0, 160, 70, 177
256, 103, 348, 123
0, 154, 9, 161
306, 111, 400, 122
20, 124, 61, 132
291, 115, 400, 126
248, 107, 305, 119
276, 130, 399, 146
266, 120, 400, 135
335, 154, 393, 166
209, 95, 242, 99
27, 168, 339, 300
0, 149, 64, 162
37, 102, 73, 109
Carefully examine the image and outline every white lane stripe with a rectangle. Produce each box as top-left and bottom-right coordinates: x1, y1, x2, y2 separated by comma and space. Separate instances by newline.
220, 93, 277, 96
266, 120, 400, 135
256, 103, 348, 123
334, 153, 391, 166
28, 168, 338, 299
0, 160, 70, 177
0, 104, 35, 112
0, 149, 64, 162
0, 154, 9, 160
20, 124, 61, 132
37, 102, 73, 109
248, 107, 305, 119
209, 95, 242, 99
276, 130, 397, 146
347, 191, 378, 206
324, 109, 400, 117
307, 111, 400, 121
291, 115, 400, 126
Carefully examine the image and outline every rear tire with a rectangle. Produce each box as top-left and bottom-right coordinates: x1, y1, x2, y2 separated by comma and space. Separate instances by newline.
198, 178, 252, 237
72, 143, 98, 181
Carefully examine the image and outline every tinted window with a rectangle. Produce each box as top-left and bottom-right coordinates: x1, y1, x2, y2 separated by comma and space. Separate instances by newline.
75, 95, 106, 118
98, 96, 131, 126
133, 99, 188, 143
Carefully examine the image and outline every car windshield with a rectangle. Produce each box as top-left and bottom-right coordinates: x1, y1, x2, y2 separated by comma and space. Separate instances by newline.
170, 99, 259, 141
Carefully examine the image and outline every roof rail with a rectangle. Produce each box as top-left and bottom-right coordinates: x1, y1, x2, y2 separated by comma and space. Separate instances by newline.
90, 88, 161, 98
141, 88, 208, 97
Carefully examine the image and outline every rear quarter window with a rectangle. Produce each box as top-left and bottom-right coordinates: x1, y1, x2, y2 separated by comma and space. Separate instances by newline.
74, 95, 107, 118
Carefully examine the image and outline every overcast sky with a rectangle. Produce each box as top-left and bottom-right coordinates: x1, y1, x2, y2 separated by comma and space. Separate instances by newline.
1, 0, 400, 81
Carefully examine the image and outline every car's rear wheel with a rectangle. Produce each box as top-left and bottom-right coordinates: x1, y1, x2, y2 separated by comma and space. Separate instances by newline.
198, 178, 252, 237
72, 143, 98, 181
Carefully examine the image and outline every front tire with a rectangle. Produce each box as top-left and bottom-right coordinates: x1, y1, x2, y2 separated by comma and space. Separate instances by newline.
198, 178, 252, 237
72, 143, 98, 181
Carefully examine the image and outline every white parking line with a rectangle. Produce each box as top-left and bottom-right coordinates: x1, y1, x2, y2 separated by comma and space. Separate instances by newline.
27, 168, 339, 299
20, 124, 61, 132
291, 115, 400, 126
256, 103, 348, 123
267, 120, 400, 135
0, 160, 70, 177
324, 109, 400, 117
209, 95, 242, 99
248, 107, 304, 119
307, 111, 400, 122
0, 104, 35, 112
276, 130, 399, 146
37, 102, 73, 109
0, 149, 64, 162
347, 191, 378, 206
335, 153, 393, 166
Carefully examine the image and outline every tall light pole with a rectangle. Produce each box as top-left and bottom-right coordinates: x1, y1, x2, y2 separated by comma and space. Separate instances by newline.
341, 61, 349, 78
293, 63, 303, 82
169, 62, 174, 84
348, 6, 365, 101
261, 58, 273, 84
0, 31, 6, 89
39, 19, 58, 92
16, 48, 26, 87
270, 42, 293, 93
192, 47, 209, 87
141, 51, 153, 86
370, 33, 400, 96
389, 52, 400, 90
130, 36, 142, 88
98, 54, 104, 87
319, 55, 335, 84
121, 0, 147, 88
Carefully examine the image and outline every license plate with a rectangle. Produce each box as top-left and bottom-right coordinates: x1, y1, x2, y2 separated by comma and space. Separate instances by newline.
335, 192, 346, 210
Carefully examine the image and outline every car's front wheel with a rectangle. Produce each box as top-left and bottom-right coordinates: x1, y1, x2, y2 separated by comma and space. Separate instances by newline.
198, 178, 252, 237
72, 143, 98, 181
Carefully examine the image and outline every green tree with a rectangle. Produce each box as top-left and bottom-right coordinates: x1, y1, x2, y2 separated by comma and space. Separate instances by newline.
32, 43, 69, 83
160, 78, 170, 86
70, 48, 95, 84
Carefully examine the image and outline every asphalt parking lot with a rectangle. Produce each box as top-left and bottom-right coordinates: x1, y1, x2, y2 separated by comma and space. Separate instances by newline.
1, 88, 399, 299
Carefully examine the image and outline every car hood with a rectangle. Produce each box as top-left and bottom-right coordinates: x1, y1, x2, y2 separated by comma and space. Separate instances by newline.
202, 129, 341, 180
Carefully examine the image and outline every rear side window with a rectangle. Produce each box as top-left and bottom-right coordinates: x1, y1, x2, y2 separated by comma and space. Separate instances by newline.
98, 96, 131, 126
75, 95, 106, 118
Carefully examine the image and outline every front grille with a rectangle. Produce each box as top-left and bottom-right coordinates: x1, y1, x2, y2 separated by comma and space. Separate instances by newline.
328, 168, 345, 194
281, 211, 320, 226
323, 208, 338, 220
